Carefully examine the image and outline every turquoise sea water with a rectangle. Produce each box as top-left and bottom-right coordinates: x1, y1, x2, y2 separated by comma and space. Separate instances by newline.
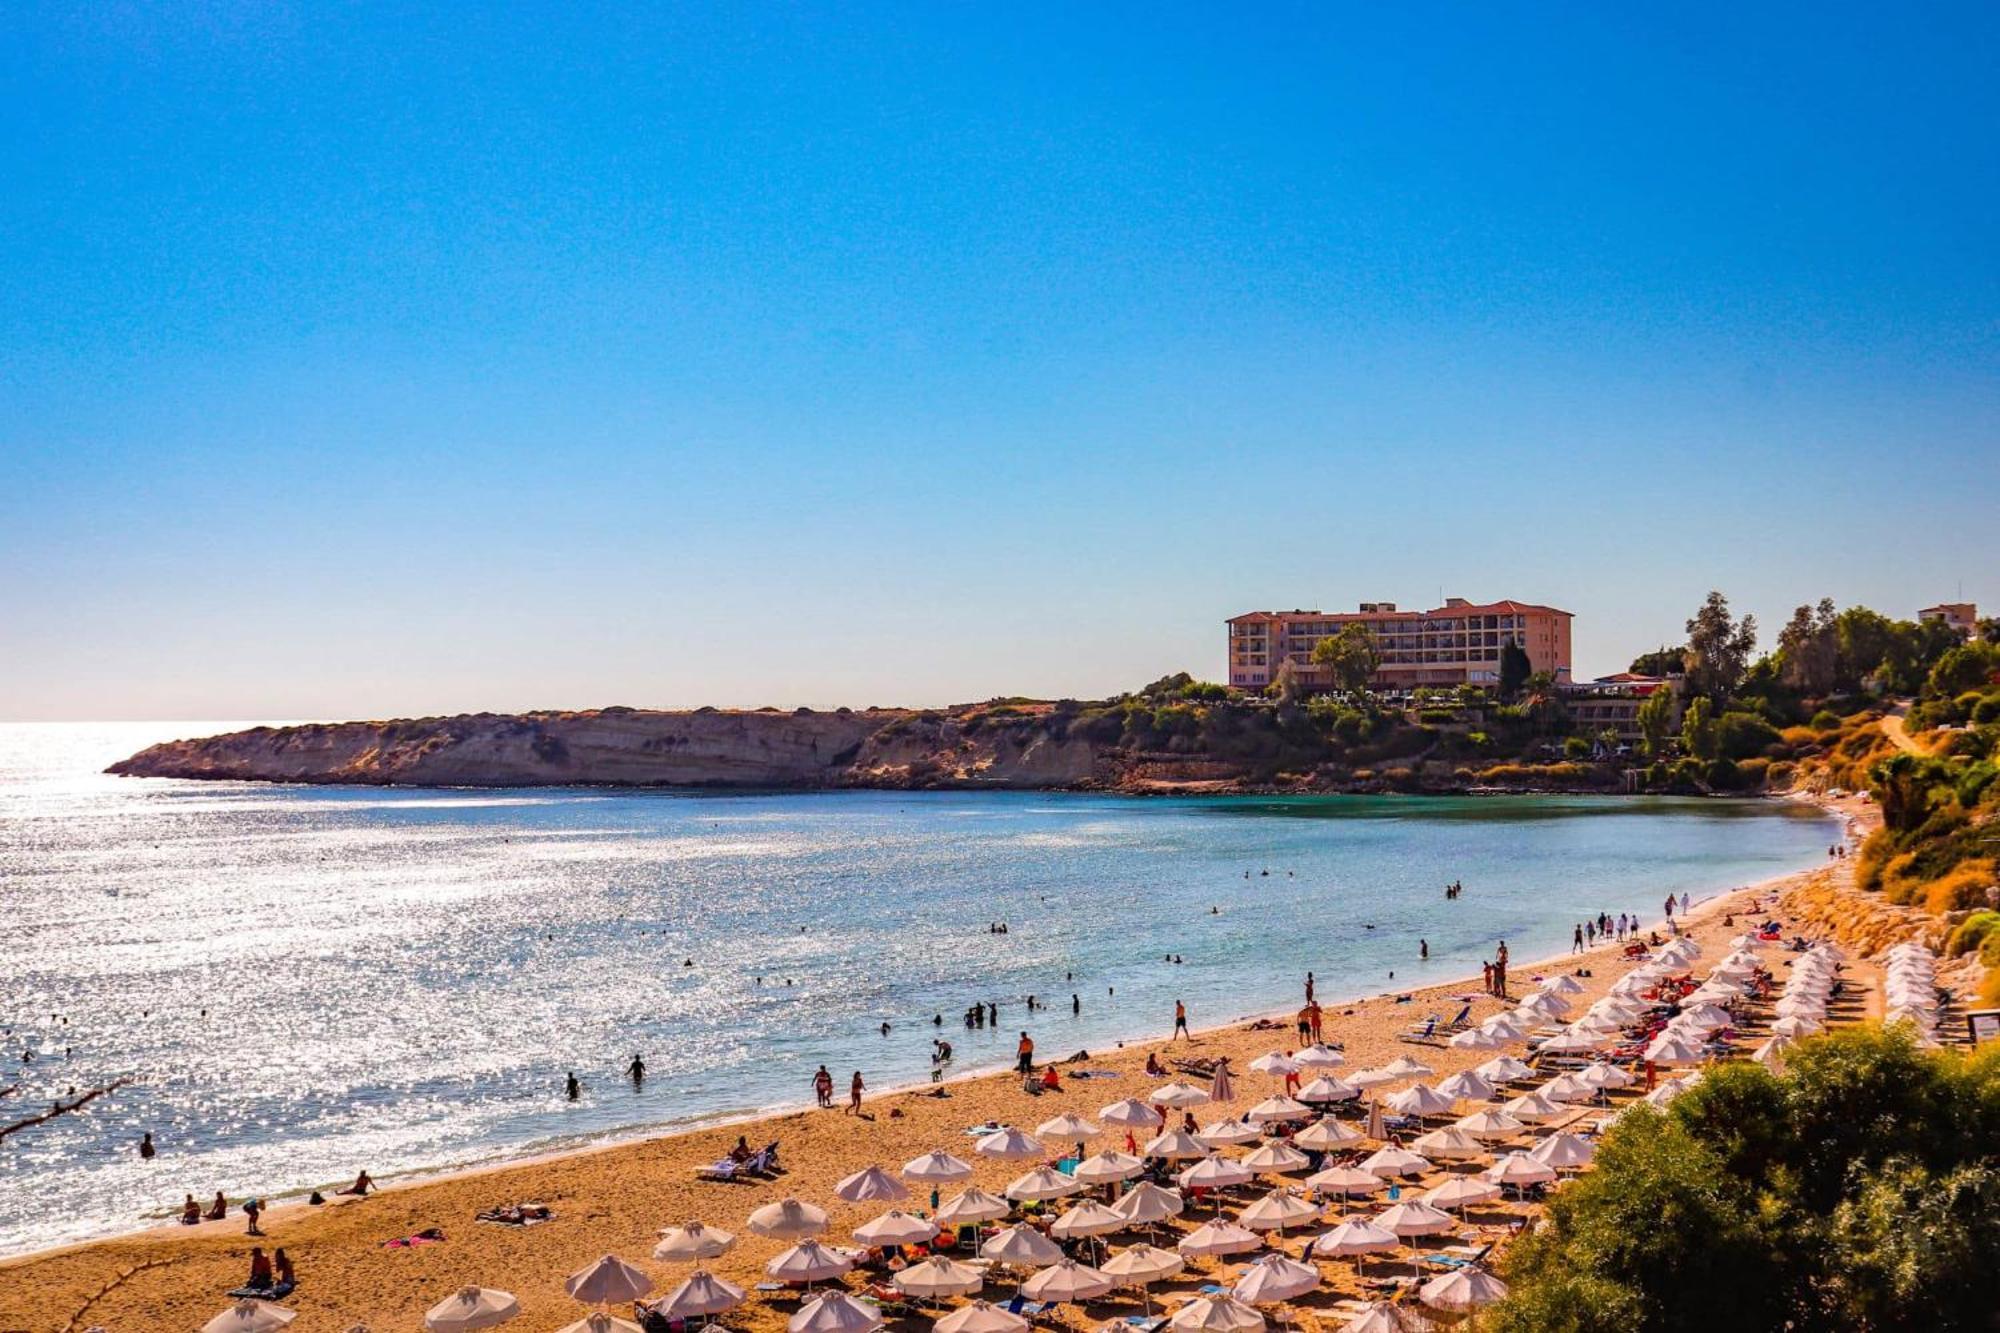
0, 722, 1837, 1255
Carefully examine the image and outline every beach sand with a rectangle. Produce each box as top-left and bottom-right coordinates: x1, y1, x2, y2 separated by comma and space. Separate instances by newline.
0, 801, 1879, 1333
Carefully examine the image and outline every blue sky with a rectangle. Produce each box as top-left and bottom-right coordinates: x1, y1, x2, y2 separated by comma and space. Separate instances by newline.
3, 4, 1995, 720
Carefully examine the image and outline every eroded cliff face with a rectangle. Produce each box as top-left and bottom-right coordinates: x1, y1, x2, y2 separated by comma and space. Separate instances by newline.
109, 709, 903, 787
106, 707, 1125, 790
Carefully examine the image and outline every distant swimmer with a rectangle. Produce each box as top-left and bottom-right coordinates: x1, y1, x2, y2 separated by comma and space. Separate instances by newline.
565, 1071, 581, 1101
138, 1131, 155, 1160
628, 1054, 646, 1084
1420, 939, 1429, 960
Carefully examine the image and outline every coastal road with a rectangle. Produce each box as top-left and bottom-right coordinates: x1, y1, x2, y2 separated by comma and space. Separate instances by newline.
1879, 702, 1927, 755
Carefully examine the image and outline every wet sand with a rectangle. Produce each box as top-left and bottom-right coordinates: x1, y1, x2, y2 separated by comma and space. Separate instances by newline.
0, 800, 1877, 1333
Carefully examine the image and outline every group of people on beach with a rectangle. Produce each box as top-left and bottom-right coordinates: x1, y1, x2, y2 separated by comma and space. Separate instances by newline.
812, 1064, 866, 1112
1480, 940, 1511, 997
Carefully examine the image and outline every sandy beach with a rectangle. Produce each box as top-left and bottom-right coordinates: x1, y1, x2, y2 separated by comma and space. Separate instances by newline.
0, 797, 1883, 1333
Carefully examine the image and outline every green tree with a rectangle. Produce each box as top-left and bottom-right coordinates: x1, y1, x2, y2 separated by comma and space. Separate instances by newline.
1309, 624, 1380, 695
1927, 643, 1999, 699
1636, 687, 1677, 758
1630, 646, 1688, 677
1680, 695, 1717, 760
1497, 641, 1532, 701
1777, 598, 1840, 696
1684, 591, 1758, 704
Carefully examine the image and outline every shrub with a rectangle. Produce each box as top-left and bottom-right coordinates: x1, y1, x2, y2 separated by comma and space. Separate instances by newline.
1715, 711, 1782, 760
1811, 709, 1843, 731
1974, 694, 2000, 725
1945, 911, 2000, 958
1564, 735, 1593, 759
1918, 859, 1997, 914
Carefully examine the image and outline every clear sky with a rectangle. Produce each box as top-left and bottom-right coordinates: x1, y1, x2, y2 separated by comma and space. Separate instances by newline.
3, 4, 1995, 721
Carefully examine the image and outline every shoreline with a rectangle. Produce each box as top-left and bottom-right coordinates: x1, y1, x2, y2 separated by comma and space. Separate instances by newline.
0, 796, 1861, 1286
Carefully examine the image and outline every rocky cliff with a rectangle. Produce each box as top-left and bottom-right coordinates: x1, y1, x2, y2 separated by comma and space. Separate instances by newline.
106, 706, 1119, 789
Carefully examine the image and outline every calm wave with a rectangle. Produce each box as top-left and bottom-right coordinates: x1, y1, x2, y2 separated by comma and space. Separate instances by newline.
0, 722, 1836, 1254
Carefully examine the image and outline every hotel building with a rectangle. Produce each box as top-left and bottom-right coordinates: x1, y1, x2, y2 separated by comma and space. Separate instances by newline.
1919, 602, 1980, 640
1227, 598, 1574, 692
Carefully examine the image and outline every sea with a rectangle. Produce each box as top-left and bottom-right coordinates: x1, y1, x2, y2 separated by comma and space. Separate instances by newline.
0, 721, 1839, 1255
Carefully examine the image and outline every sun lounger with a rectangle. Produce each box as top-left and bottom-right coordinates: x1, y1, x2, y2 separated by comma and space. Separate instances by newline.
696, 1158, 750, 1183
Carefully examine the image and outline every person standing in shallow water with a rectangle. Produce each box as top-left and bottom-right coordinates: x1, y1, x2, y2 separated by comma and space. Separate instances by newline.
813, 1065, 833, 1108
565, 1071, 580, 1101
627, 1053, 646, 1085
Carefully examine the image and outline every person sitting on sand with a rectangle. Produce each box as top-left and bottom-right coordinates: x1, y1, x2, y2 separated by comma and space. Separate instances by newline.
273, 1248, 295, 1294
206, 1191, 227, 1221
337, 1170, 377, 1197
1040, 1065, 1062, 1092
244, 1247, 273, 1291
180, 1193, 201, 1226
729, 1135, 752, 1163
1145, 1052, 1166, 1077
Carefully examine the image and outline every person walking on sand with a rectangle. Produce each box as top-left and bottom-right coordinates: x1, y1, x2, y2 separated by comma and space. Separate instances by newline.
1680, 892, 1690, 915
1573, 924, 1584, 953
848, 1070, 865, 1113
814, 1065, 834, 1108
1016, 1031, 1034, 1073
1172, 1000, 1190, 1040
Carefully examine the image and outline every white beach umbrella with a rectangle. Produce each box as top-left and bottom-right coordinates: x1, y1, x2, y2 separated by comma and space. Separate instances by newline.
1475, 1055, 1534, 1083
1518, 992, 1570, 1019
566, 1255, 653, 1304
1073, 1150, 1147, 1184
1346, 1068, 1399, 1091
1501, 1091, 1563, 1122
1359, 1146, 1431, 1178
1295, 1044, 1347, 1069
1382, 1055, 1435, 1078
1537, 1028, 1604, 1055
1306, 1166, 1387, 1198
1571, 1013, 1628, 1038
835, 1165, 910, 1203
981, 1223, 1066, 1267
893, 1256, 984, 1300
1100, 1098, 1167, 1130
766, 1241, 856, 1285
1102, 1243, 1187, 1288
934, 1188, 1012, 1227
1052, 1200, 1127, 1239
556, 1308, 646, 1333
1313, 1216, 1400, 1258
789, 1292, 882, 1333
748, 1198, 830, 1240
1111, 1182, 1186, 1225
1539, 1072, 1594, 1104
1337, 1302, 1435, 1333
1578, 1062, 1634, 1091
1448, 1027, 1502, 1050
1231, 1253, 1321, 1304
1454, 1108, 1524, 1140
1384, 1085, 1455, 1118
1179, 1155, 1256, 1190
1752, 1036, 1792, 1072
651, 1273, 747, 1320
1418, 1266, 1507, 1312
1543, 975, 1586, 995
1373, 1200, 1455, 1237
424, 1286, 519, 1332
1679, 1003, 1734, 1031
1241, 1142, 1312, 1174
854, 1209, 941, 1247
1434, 1071, 1496, 1102
1244, 1095, 1312, 1124
1422, 1177, 1500, 1212
1169, 1296, 1266, 1333
1178, 1219, 1264, 1256
1023, 1258, 1114, 1304
1297, 1075, 1359, 1104
1770, 1015, 1822, 1038
1484, 1152, 1557, 1187
1293, 1118, 1363, 1150
903, 1150, 976, 1184
1144, 1128, 1210, 1160
1006, 1165, 1086, 1202
654, 1222, 736, 1263
205, 1304, 298, 1333
975, 1127, 1044, 1160
1238, 1188, 1320, 1233
1529, 1132, 1595, 1171
1249, 1051, 1300, 1076
1408, 1127, 1484, 1161
1644, 1033, 1707, 1063
1478, 1014, 1529, 1040
934, 1304, 1028, 1333
1151, 1080, 1213, 1108
1198, 1119, 1265, 1147
1037, 1112, 1101, 1142
1642, 1079, 1689, 1109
